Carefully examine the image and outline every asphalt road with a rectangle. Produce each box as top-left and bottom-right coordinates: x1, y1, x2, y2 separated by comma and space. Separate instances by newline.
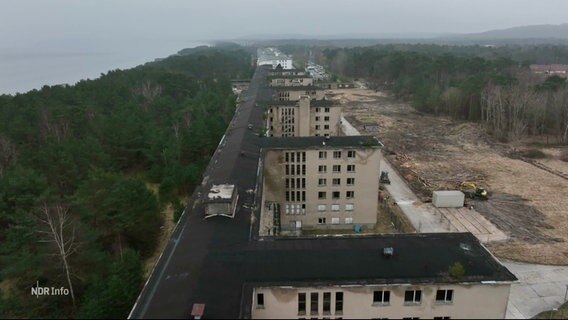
128, 66, 269, 319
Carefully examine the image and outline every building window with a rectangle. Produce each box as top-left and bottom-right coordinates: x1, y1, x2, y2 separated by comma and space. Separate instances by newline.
347, 150, 356, 158
333, 151, 342, 159
347, 165, 355, 172
302, 165, 306, 175
318, 165, 327, 173
257, 293, 265, 308
346, 191, 354, 199
318, 205, 326, 212
331, 217, 340, 224
435, 290, 453, 304
315, 107, 320, 113
318, 178, 327, 186
332, 165, 341, 173
404, 290, 422, 304
318, 218, 326, 224
345, 204, 354, 211
323, 292, 331, 313
298, 293, 306, 314
310, 292, 319, 315
332, 191, 340, 199
324, 116, 330, 121
315, 116, 320, 121
285, 165, 290, 175
346, 178, 355, 185
319, 151, 327, 159
302, 178, 306, 188
285, 191, 290, 202
345, 217, 353, 224
335, 292, 343, 313
291, 152, 295, 162
331, 204, 340, 211
373, 290, 390, 305
318, 192, 326, 199
302, 152, 306, 162
285, 152, 290, 162
332, 178, 341, 186
315, 125, 320, 130
324, 125, 330, 130
325, 107, 330, 113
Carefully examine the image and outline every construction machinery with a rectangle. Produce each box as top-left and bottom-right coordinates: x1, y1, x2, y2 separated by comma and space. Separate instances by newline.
460, 181, 488, 200
380, 171, 391, 184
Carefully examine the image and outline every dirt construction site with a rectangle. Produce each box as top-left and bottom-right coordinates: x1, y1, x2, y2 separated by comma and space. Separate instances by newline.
330, 88, 568, 265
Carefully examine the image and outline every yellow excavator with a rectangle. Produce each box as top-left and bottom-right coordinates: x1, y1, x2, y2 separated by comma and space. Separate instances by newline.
460, 181, 488, 200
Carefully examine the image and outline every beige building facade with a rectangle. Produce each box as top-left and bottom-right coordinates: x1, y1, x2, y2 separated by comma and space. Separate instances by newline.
273, 85, 325, 101
266, 97, 342, 137
251, 282, 512, 319
260, 136, 382, 232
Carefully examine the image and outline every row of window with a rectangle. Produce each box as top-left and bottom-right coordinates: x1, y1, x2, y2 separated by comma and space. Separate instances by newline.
317, 204, 354, 212
314, 116, 330, 122
285, 152, 307, 163
286, 164, 307, 175
256, 290, 453, 317
317, 217, 353, 225
286, 178, 307, 189
318, 178, 355, 186
372, 289, 454, 305
315, 124, 330, 130
285, 191, 306, 202
318, 165, 356, 173
318, 191, 354, 199
318, 151, 356, 159
314, 107, 331, 113
285, 203, 306, 215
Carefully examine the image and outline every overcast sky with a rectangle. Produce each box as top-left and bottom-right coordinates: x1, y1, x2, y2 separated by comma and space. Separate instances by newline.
2, 0, 568, 48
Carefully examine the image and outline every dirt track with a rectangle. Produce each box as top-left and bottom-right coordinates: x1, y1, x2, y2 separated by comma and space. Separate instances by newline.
333, 88, 568, 265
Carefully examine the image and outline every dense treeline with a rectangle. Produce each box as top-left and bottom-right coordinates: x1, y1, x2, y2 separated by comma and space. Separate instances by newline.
320, 46, 568, 143
0, 47, 252, 318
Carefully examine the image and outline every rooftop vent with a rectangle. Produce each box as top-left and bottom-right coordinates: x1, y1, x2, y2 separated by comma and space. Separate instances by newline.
325, 135, 331, 140
460, 243, 471, 251
383, 247, 394, 257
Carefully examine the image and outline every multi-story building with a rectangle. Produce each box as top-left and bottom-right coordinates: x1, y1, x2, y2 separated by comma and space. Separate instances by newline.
265, 96, 342, 137
268, 66, 306, 76
246, 233, 517, 319
257, 48, 294, 69
267, 74, 314, 87
259, 135, 382, 233
273, 85, 325, 101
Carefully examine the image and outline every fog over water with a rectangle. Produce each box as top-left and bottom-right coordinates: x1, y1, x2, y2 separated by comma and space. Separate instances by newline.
0, 39, 204, 95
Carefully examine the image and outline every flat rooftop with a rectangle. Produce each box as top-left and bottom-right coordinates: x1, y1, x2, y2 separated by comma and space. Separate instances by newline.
271, 85, 322, 91
207, 184, 236, 201
260, 135, 382, 149
267, 74, 313, 79
263, 99, 336, 107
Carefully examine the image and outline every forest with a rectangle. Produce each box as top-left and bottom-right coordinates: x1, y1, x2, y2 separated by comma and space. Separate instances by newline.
0, 47, 252, 318
319, 45, 568, 144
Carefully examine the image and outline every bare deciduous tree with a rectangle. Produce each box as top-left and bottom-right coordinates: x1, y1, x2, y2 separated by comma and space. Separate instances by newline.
36, 201, 77, 309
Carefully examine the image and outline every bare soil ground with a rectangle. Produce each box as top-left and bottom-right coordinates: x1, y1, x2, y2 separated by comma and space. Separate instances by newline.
331, 88, 568, 265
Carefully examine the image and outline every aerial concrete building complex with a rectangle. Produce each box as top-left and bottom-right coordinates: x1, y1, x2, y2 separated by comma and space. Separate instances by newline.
259, 136, 382, 233
265, 97, 342, 137
129, 56, 517, 320
257, 48, 293, 69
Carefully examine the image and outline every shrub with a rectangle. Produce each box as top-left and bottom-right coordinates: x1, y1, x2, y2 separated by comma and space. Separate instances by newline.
448, 262, 465, 279
522, 149, 547, 159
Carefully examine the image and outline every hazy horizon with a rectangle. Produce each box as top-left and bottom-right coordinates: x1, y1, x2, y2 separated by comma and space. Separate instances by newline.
2, 0, 568, 94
